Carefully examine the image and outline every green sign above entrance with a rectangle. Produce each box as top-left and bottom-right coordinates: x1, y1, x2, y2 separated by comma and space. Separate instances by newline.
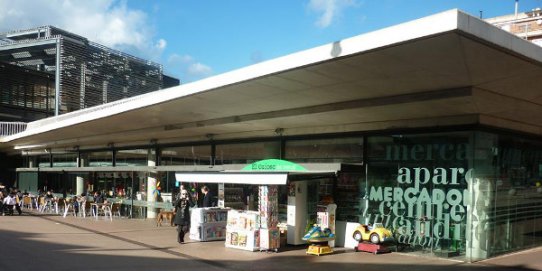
242, 159, 307, 172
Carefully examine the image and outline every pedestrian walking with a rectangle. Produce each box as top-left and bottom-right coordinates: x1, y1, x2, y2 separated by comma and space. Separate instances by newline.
173, 189, 194, 244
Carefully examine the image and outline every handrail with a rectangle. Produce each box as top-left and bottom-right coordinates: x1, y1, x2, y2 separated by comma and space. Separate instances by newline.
0, 122, 27, 136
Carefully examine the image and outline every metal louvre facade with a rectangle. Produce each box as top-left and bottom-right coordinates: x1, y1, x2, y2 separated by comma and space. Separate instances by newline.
0, 26, 169, 119
0, 62, 55, 121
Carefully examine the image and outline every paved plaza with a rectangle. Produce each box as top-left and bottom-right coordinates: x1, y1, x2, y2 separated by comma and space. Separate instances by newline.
0, 212, 541, 271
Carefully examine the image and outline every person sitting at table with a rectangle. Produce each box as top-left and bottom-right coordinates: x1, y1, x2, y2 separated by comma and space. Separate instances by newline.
75, 193, 86, 216
45, 190, 54, 200
92, 191, 105, 215
44, 190, 55, 210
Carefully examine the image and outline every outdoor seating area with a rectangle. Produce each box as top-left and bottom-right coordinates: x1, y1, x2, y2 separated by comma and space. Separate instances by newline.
17, 193, 149, 221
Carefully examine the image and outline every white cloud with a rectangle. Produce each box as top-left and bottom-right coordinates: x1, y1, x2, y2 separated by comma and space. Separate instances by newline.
187, 63, 212, 76
166, 53, 213, 82
155, 39, 167, 50
308, 0, 358, 28
0, 0, 166, 61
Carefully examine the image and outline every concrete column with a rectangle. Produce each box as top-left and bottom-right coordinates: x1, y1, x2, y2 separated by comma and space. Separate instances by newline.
76, 153, 89, 195
146, 149, 157, 219
76, 176, 84, 195
28, 156, 37, 168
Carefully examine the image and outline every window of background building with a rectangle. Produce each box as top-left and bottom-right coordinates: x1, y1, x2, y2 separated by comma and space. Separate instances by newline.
284, 137, 363, 163
52, 152, 77, 167
160, 145, 212, 165
215, 141, 280, 165
87, 151, 113, 167
115, 149, 149, 166
38, 154, 51, 168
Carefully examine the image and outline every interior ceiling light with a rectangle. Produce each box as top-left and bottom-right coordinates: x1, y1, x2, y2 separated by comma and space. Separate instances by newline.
11, 51, 31, 58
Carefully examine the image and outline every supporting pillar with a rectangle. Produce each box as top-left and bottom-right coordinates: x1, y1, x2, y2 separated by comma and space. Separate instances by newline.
76, 176, 84, 196
76, 153, 89, 195
146, 149, 157, 219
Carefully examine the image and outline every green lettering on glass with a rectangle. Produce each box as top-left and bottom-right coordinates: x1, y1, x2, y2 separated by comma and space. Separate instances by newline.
242, 159, 307, 172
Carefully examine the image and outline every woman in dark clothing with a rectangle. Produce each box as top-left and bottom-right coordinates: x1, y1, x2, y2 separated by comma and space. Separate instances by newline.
173, 189, 194, 244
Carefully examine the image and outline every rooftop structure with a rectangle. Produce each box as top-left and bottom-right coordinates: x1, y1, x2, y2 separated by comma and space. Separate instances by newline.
486, 6, 542, 46
0, 26, 178, 120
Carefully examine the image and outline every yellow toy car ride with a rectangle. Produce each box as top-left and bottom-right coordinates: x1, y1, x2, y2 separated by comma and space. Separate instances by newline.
352, 223, 394, 244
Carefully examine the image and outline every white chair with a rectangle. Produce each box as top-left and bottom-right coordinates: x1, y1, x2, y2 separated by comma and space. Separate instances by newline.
93, 203, 112, 221
32, 196, 39, 209
62, 200, 76, 218
111, 202, 122, 218
22, 196, 33, 210
78, 200, 87, 218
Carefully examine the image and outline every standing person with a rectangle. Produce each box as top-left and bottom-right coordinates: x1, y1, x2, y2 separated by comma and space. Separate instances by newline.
173, 189, 194, 244
0, 191, 4, 215
14, 189, 22, 215
3, 192, 17, 216
201, 185, 215, 207
92, 191, 105, 215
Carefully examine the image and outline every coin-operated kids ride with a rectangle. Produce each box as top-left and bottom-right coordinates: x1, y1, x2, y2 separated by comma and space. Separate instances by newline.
352, 223, 394, 244
352, 223, 394, 254
302, 204, 336, 256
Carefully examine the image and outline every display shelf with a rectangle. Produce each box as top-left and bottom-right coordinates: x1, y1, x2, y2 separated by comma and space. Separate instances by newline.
219, 185, 245, 209
335, 173, 362, 222
225, 228, 260, 251
259, 185, 280, 251
225, 209, 260, 251
190, 207, 229, 241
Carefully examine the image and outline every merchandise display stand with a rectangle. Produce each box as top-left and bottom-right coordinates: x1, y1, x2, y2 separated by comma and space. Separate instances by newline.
225, 209, 261, 251
224, 185, 281, 252
259, 185, 280, 252
189, 207, 229, 241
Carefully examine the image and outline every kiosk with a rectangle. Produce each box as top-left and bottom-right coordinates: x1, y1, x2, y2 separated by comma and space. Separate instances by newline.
175, 159, 339, 252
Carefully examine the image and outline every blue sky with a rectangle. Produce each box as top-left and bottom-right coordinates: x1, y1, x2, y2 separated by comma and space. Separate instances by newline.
1, 0, 541, 82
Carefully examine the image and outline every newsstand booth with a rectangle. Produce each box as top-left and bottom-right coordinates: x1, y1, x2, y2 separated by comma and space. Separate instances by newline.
175, 159, 340, 249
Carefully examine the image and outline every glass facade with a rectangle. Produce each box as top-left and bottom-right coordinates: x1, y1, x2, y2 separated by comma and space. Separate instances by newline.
87, 151, 113, 167
215, 141, 280, 165
52, 152, 78, 167
468, 132, 542, 260
17, 130, 542, 261
160, 145, 211, 165
365, 132, 472, 259
115, 149, 148, 166
285, 137, 363, 163
363, 131, 542, 261
38, 154, 51, 168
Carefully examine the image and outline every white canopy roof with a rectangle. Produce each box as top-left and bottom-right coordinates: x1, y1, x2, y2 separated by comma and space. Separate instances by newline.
4, 9, 542, 154
175, 172, 289, 185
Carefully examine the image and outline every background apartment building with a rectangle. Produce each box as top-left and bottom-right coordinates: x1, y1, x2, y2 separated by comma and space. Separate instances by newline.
487, 5, 542, 46
0, 25, 179, 123
0, 25, 179, 184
